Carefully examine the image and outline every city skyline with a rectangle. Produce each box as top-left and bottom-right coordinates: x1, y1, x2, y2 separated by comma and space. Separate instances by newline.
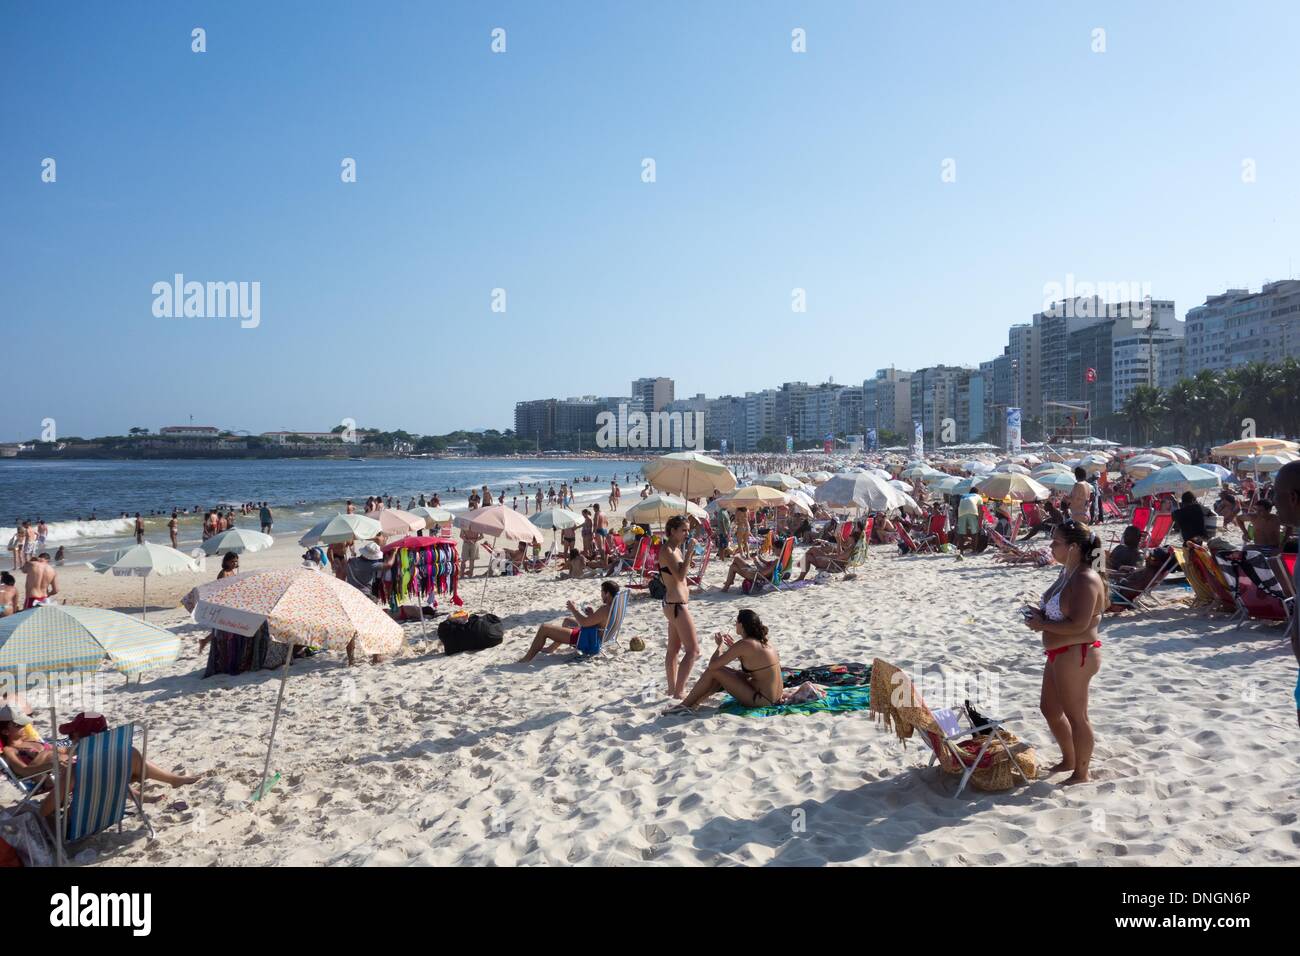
4, 2, 1300, 442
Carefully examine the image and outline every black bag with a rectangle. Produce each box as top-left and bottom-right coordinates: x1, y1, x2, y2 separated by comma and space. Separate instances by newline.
437, 613, 504, 654
648, 575, 667, 600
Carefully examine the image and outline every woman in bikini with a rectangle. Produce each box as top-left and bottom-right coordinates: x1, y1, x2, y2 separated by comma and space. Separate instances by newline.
1024, 520, 1105, 785
668, 609, 781, 712
0, 572, 18, 617
659, 515, 700, 699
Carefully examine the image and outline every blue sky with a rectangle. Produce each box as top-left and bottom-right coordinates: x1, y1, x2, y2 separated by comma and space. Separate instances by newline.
2, 1, 1298, 440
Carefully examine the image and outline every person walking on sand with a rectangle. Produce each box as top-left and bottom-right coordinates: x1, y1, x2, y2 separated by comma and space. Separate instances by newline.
1068, 468, 1092, 524
134, 513, 145, 545
657, 515, 700, 699
1024, 521, 1106, 785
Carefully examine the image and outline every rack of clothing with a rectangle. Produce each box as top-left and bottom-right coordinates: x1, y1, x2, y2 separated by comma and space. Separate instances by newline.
379, 536, 463, 614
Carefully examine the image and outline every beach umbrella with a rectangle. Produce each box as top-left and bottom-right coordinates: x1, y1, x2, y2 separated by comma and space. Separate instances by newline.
1031, 462, 1073, 478
201, 528, 274, 556
948, 477, 979, 496
364, 508, 426, 536
973, 473, 1050, 501
530, 507, 583, 555
182, 567, 403, 803
808, 471, 834, 484
454, 504, 549, 605
409, 506, 455, 536
642, 452, 737, 510
0, 604, 182, 862
298, 513, 382, 547
90, 542, 202, 620
1211, 438, 1299, 458
1036, 472, 1079, 494
1131, 463, 1221, 498
1235, 453, 1296, 474
754, 473, 805, 492
961, 460, 994, 474
713, 485, 792, 511
932, 475, 963, 495
1200, 462, 1233, 481
815, 473, 909, 511
627, 494, 707, 526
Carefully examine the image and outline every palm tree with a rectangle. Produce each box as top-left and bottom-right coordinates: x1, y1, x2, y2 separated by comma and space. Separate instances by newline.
1122, 385, 1166, 446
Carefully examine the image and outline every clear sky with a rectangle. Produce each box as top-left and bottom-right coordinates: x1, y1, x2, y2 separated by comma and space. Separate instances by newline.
3, 1, 1298, 441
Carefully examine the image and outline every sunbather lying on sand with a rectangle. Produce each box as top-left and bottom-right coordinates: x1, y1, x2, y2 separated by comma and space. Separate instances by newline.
519, 580, 620, 662
665, 609, 782, 713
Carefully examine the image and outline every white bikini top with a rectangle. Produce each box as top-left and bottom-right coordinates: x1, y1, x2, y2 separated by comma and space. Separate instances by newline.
1043, 569, 1074, 622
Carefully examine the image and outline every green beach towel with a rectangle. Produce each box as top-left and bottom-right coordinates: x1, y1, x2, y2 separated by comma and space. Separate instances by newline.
719, 684, 871, 718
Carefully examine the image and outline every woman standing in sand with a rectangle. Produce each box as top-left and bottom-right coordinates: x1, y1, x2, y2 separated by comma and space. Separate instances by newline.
658, 515, 700, 699
1024, 520, 1105, 785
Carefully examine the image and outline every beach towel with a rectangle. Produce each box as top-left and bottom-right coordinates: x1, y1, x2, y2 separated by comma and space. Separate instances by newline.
719, 684, 871, 718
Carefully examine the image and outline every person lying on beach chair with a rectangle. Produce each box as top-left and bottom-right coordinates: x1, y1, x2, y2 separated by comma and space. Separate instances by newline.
519, 580, 621, 662
664, 609, 781, 714
1107, 525, 1143, 573
720, 552, 780, 593
797, 529, 861, 580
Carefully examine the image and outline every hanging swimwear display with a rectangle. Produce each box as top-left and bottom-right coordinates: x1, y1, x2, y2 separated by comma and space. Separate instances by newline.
379, 536, 463, 613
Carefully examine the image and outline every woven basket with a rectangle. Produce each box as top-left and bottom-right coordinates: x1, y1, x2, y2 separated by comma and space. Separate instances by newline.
959, 730, 1038, 791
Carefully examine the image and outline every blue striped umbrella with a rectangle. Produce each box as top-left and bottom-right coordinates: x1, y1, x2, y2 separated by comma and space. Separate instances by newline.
0, 604, 181, 678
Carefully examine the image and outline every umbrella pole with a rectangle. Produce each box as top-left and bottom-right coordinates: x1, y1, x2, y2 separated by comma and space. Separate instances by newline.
50, 699, 64, 866
256, 647, 294, 805
142, 577, 148, 621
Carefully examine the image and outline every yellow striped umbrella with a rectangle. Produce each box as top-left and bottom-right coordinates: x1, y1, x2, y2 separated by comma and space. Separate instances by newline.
0, 604, 181, 678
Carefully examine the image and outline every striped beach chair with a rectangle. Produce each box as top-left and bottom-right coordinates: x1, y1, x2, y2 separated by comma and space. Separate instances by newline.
47, 724, 153, 863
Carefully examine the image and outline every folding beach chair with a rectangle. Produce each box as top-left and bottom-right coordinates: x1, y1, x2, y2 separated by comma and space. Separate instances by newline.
624, 536, 656, 590
827, 532, 869, 574
1108, 550, 1176, 612
1187, 543, 1239, 615
895, 523, 925, 555
871, 660, 1033, 798
687, 537, 712, 591
756, 537, 796, 592
839, 521, 853, 543
1006, 511, 1022, 543
1101, 498, 1122, 521
1131, 505, 1152, 534
1173, 547, 1217, 607
1114, 493, 1129, 509
1268, 553, 1296, 619
1143, 513, 1174, 550
43, 724, 153, 865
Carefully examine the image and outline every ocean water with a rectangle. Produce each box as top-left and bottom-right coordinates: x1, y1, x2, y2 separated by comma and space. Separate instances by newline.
0, 457, 643, 558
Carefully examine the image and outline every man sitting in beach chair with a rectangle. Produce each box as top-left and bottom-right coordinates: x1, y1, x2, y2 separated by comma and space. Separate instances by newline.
518, 580, 623, 662
721, 538, 793, 593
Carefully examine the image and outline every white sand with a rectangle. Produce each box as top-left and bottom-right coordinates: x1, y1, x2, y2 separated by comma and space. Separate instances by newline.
21, 528, 1300, 866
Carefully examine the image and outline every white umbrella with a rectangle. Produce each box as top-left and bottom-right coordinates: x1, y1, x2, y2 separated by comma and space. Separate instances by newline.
754, 473, 804, 491
1036, 472, 1079, 494
973, 473, 1050, 501
409, 506, 455, 535
627, 494, 707, 526
1235, 453, 1296, 473
298, 513, 382, 547
201, 528, 274, 555
642, 452, 737, 514
815, 473, 909, 511
993, 462, 1031, 475
90, 542, 202, 620
530, 507, 583, 554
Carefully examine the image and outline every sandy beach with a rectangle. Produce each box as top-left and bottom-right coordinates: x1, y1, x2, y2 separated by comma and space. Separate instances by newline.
26, 512, 1299, 867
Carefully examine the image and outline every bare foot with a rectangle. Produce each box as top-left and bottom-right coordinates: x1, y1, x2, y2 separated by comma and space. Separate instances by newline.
1060, 772, 1090, 786
1046, 761, 1074, 774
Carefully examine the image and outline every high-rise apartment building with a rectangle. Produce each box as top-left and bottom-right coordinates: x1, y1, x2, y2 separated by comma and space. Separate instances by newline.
1184, 280, 1300, 375
632, 377, 675, 414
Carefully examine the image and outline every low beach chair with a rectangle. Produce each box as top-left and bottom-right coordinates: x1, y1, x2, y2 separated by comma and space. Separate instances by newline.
1268, 553, 1296, 623
1131, 505, 1152, 535
1101, 498, 1122, 521
927, 514, 949, 547
1173, 547, 1216, 607
827, 533, 869, 574
687, 537, 713, 591
750, 537, 796, 592
1143, 513, 1174, 550
1187, 543, 1240, 616
40, 723, 153, 865
624, 537, 657, 590
1108, 550, 1176, 612
870, 660, 1034, 797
